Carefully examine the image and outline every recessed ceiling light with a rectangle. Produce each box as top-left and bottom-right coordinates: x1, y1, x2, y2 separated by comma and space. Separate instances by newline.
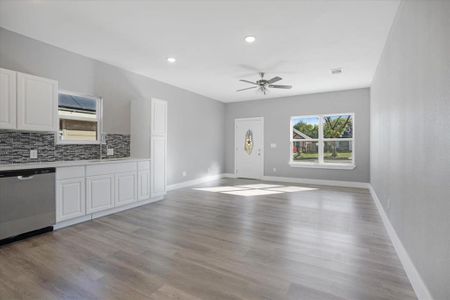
167, 57, 176, 63
244, 36, 256, 43
330, 67, 343, 74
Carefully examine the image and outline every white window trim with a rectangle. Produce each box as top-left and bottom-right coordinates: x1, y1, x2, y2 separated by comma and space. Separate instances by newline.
289, 113, 355, 170
56, 90, 103, 145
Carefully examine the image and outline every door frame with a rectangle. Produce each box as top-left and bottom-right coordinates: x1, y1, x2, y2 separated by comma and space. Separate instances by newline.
234, 117, 264, 179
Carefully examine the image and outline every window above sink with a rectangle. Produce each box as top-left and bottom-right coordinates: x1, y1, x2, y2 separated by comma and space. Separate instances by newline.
57, 90, 103, 144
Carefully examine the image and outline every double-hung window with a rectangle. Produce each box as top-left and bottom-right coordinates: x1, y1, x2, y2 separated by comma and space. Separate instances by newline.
57, 91, 103, 144
290, 113, 354, 169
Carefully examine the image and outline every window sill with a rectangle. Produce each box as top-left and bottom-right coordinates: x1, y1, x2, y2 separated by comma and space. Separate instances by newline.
289, 162, 356, 170
56, 141, 101, 145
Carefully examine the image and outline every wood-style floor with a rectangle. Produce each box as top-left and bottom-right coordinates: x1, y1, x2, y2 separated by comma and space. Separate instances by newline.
0, 178, 416, 300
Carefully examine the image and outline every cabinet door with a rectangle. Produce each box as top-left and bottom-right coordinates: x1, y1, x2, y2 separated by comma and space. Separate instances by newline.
138, 169, 151, 201
56, 178, 86, 222
151, 98, 167, 137
115, 171, 137, 207
0, 68, 16, 129
151, 136, 166, 197
86, 174, 114, 213
17, 72, 58, 132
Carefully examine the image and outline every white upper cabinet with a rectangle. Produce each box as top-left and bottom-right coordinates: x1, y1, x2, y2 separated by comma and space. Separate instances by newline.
0, 68, 17, 129
151, 98, 167, 137
17, 72, 58, 132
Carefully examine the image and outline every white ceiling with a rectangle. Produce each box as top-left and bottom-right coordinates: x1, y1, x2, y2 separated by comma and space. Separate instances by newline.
0, 0, 400, 103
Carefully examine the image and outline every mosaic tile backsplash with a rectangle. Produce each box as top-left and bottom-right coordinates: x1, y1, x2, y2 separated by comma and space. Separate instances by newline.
0, 130, 130, 164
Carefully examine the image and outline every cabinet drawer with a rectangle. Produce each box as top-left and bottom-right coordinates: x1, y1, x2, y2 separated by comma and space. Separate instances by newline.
138, 160, 150, 171
57, 166, 85, 180
86, 162, 137, 176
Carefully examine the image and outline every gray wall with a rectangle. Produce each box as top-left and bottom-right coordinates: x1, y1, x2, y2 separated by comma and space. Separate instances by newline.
225, 88, 370, 182
370, 1, 450, 299
0, 27, 225, 186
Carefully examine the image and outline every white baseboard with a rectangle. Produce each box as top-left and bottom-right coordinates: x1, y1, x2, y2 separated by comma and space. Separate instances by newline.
221, 173, 369, 189
167, 174, 224, 191
54, 215, 91, 230
222, 173, 237, 179
54, 196, 164, 230
262, 175, 370, 189
369, 185, 433, 300
92, 196, 164, 219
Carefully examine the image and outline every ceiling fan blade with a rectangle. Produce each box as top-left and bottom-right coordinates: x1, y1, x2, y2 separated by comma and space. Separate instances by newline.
268, 84, 292, 89
236, 86, 258, 92
239, 79, 258, 85
267, 76, 282, 84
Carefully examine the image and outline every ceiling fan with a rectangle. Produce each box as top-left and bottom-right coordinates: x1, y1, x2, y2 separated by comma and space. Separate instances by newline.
237, 72, 292, 94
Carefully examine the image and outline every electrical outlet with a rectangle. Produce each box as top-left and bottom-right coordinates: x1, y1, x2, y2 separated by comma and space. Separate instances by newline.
107, 148, 114, 156
30, 149, 38, 159
273, 167, 277, 173
182, 171, 187, 177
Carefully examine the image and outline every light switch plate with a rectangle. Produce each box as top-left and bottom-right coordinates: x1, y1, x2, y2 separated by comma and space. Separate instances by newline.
30, 149, 38, 159
182, 171, 187, 177
270, 143, 277, 148
107, 148, 114, 156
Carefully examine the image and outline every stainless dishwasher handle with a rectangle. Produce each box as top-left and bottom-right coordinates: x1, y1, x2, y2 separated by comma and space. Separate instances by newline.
17, 175, 34, 181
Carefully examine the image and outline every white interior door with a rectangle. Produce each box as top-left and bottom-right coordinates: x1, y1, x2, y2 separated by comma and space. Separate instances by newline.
235, 117, 264, 179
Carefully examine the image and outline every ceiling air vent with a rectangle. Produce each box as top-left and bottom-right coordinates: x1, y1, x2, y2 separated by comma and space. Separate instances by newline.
330, 67, 343, 75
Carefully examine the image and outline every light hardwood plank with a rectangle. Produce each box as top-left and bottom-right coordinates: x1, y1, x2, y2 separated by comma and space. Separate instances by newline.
0, 179, 416, 299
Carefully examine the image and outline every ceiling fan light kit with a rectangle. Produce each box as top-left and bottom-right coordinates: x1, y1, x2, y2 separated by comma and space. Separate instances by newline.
237, 72, 292, 94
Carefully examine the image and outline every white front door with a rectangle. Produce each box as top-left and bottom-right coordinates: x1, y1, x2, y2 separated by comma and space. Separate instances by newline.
235, 117, 264, 179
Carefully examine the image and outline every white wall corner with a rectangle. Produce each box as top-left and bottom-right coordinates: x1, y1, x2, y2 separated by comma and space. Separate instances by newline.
369, 185, 433, 300
167, 173, 224, 191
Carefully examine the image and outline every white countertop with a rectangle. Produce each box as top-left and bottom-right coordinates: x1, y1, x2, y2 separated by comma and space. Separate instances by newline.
0, 158, 150, 172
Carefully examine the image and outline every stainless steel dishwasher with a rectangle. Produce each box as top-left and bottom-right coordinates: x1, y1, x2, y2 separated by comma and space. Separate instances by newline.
0, 168, 55, 244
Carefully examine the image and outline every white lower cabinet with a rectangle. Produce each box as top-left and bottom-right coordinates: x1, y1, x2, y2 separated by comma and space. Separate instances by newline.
115, 171, 137, 206
138, 169, 151, 200
151, 136, 167, 197
56, 178, 85, 222
86, 174, 115, 213
138, 161, 151, 201
56, 160, 152, 225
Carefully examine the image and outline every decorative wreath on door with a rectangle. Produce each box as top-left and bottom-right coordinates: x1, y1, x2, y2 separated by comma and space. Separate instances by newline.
244, 129, 253, 155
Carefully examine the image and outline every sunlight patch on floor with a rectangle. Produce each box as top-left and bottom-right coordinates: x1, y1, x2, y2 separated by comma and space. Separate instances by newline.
222, 189, 284, 197
267, 186, 317, 192
235, 184, 282, 189
194, 186, 248, 192
193, 183, 319, 196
